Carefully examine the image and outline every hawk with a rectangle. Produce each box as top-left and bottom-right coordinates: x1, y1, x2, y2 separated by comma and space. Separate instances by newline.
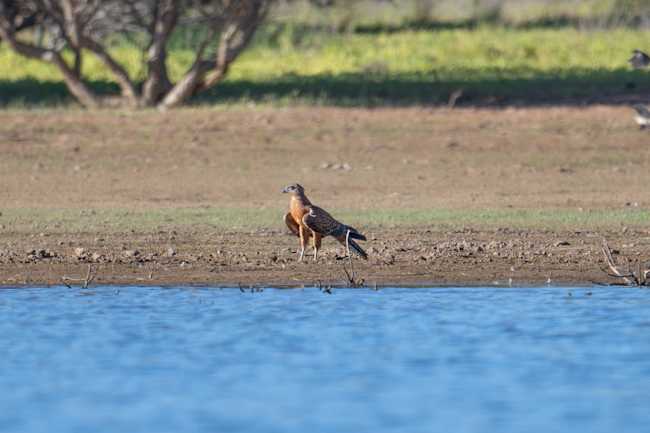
282, 183, 367, 261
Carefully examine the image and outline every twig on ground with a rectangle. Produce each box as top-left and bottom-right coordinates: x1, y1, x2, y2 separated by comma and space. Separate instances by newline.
601, 239, 649, 286
317, 279, 333, 294
341, 229, 365, 288
62, 264, 95, 289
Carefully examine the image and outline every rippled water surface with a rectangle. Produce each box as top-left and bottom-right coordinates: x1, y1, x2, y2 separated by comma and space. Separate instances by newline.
1, 286, 649, 433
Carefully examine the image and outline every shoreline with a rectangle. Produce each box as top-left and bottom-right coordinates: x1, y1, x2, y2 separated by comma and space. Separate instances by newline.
1, 228, 646, 288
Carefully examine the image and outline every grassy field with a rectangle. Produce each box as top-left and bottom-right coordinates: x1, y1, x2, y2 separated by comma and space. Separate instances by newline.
2, 208, 649, 234
1, 25, 649, 107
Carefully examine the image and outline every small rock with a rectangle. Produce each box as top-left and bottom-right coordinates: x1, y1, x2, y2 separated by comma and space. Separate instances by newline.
91, 253, 102, 262
74, 247, 86, 258
554, 241, 570, 247
123, 249, 140, 258
319, 162, 331, 169
166, 247, 177, 257
342, 163, 352, 171
40, 249, 55, 259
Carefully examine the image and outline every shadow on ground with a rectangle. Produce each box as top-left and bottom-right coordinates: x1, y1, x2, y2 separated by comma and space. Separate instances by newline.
260, 15, 643, 37
1, 68, 649, 108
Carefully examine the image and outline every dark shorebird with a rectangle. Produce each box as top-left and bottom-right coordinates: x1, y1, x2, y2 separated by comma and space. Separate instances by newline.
629, 49, 650, 69
632, 104, 650, 130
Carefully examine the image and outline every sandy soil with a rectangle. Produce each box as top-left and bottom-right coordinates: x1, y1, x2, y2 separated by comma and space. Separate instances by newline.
1, 106, 649, 287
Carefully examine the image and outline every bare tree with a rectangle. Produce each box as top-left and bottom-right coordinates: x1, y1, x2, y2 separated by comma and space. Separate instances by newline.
0, 0, 273, 109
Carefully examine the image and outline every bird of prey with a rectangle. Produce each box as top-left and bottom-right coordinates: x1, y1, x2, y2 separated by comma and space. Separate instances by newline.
282, 183, 367, 261
629, 49, 650, 69
632, 104, 650, 129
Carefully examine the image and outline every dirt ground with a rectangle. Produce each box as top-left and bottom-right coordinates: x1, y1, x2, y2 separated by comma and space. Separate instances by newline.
1, 105, 649, 287
1, 228, 649, 287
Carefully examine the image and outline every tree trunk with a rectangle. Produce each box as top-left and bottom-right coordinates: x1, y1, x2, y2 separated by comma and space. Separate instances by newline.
158, 61, 215, 110
158, 14, 263, 110
141, 0, 178, 106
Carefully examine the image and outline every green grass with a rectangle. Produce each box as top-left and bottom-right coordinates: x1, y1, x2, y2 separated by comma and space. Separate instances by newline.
2, 207, 647, 234
1, 25, 649, 107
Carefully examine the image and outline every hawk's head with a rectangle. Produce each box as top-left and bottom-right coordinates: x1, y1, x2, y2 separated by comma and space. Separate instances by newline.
282, 183, 305, 195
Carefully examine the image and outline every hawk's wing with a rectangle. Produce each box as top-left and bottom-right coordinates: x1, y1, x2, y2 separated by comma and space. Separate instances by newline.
284, 212, 300, 236
302, 206, 344, 237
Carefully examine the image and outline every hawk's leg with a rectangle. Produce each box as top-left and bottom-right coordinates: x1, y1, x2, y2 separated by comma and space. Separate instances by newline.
298, 225, 309, 261
312, 232, 322, 261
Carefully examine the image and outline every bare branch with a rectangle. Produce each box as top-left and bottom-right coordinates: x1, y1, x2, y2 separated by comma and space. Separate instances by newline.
62, 264, 96, 288
342, 229, 364, 287
80, 35, 138, 104
0, 11, 100, 107
159, 1, 271, 109
601, 239, 635, 285
601, 239, 649, 286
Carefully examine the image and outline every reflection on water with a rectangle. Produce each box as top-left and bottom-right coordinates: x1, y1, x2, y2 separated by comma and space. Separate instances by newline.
1, 286, 649, 433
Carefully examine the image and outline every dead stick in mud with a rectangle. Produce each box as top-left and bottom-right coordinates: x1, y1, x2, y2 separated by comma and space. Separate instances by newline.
346, 229, 354, 279
62, 264, 95, 289
342, 230, 364, 288
601, 239, 649, 286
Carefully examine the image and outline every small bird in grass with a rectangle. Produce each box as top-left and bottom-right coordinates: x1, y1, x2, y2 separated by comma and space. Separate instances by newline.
632, 104, 650, 130
629, 49, 650, 69
282, 183, 368, 261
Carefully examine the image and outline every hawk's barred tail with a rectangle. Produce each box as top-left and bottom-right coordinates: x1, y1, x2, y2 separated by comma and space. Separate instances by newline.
336, 236, 368, 260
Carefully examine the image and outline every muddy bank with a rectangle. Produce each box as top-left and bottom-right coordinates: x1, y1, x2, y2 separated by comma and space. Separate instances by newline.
1, 228, 648, 287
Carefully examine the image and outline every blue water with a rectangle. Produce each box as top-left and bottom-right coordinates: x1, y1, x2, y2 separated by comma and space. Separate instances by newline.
0, 286, 649, 433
